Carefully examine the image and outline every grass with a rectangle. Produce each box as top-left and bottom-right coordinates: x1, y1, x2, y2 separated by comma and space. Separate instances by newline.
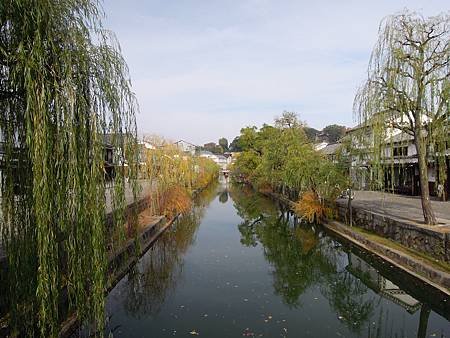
348, 226, 450, 274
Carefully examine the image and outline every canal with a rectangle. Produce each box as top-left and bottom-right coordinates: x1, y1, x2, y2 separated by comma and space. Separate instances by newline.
105, 180, 450, 337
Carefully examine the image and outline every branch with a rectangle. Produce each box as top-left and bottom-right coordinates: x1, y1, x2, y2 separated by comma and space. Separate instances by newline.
383, 109, 415, 136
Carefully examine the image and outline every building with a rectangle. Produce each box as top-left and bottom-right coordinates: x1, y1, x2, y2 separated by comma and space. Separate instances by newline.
319, 142, 342, 163
199, 150, 228, 170
344, 123, 450, 199
174, 140, 198, 155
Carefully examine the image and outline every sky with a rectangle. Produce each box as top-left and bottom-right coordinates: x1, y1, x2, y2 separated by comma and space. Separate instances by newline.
103, 0, 448, 145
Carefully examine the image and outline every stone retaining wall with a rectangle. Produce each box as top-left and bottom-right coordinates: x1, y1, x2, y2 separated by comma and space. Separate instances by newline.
336, 202, 450, 263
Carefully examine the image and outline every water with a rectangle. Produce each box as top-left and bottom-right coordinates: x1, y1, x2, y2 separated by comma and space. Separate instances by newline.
105, 180, 450, 337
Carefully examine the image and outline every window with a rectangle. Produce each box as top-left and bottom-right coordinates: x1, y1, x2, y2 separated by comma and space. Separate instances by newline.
393, 146, 408, 157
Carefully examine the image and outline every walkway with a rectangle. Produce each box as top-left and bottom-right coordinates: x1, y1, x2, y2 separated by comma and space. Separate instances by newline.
337, 190, 450, 228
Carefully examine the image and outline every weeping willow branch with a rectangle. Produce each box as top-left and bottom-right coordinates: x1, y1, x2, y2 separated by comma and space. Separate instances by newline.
353, 10, 449, 225
0, 0, 138, 336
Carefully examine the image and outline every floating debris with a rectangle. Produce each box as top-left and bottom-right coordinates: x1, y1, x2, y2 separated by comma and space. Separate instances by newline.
242, 328, 255, 336
189, 330, 199, 335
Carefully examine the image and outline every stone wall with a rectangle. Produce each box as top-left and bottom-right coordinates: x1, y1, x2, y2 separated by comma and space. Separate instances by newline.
336, 203, 450, 263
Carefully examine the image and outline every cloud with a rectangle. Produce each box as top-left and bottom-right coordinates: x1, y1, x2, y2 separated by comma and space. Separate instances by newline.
104, 0, 448, 143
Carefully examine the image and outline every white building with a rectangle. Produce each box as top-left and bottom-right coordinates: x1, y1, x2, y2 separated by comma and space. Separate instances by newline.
174, 140, 197, 155
199, 151, 228, 170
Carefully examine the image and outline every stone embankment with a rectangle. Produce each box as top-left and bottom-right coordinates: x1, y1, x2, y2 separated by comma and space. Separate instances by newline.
336, 192, 450, 263
323, 220, 450, 292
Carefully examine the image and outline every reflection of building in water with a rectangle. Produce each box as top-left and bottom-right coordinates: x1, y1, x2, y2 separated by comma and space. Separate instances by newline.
346, 253, 421, 314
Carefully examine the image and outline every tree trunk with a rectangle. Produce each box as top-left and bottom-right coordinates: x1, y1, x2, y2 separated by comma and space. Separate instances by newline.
414, 134, 437, 225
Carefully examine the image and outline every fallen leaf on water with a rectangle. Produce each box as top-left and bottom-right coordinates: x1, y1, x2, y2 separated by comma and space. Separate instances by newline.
242, 328, 255, 336
190, 330, 199, 335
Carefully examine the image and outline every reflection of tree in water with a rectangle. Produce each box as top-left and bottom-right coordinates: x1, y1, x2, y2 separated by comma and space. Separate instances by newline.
121, 185, 213, 319
230, 184, 375, 330
259, 220, 327, 307
321, 271, 375, 333
219, 190, 228, 203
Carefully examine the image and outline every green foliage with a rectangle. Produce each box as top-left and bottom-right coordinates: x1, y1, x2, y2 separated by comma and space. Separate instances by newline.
322, 124, 347, 142
304, 127, 320, 142
229, 136, 242, 152
232, 113, 348, 210
0, 0, 139, 335
218, 137, 229, 152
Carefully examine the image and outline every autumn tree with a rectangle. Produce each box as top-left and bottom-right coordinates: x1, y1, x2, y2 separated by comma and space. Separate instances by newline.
354, 11, 449, 225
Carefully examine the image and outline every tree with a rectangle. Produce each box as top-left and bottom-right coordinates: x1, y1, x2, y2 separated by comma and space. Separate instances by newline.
354, 11, 449, 225
322, 124, 347, 143
275, 111, 304, 129
304, 127, 320, 142
0, 0, 138, 335
218, 137, 229, 152
229, 136, 242, 152
203, 142, 217, 153
213, 144, 224, 154
233, 114, 348, 215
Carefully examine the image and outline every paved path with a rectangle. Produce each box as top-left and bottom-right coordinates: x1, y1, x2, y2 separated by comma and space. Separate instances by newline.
337, 191, 450, 228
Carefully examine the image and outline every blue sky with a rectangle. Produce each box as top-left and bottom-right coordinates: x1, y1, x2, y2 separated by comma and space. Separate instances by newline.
103, 0, 448, 145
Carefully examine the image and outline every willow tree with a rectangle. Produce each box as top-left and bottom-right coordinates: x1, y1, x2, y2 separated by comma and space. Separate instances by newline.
354, 12, 449, 225
0, 0, 138, 336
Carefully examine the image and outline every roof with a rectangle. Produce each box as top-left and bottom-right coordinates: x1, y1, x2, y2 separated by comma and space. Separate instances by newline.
320, 143, 341, 155
385, 132, 414, 144
174, 139, 199, 147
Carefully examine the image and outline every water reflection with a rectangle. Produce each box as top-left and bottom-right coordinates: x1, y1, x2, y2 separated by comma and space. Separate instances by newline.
105, 182, 449, 337
108, 182, 219, 323
229, 184, 448, 337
